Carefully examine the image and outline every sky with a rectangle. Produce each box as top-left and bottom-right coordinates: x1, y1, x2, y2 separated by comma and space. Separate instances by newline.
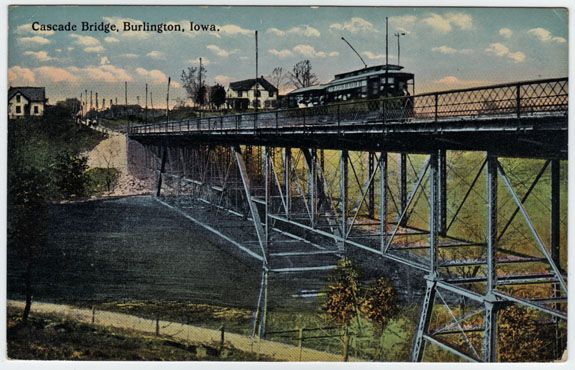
8, 5, 569, 107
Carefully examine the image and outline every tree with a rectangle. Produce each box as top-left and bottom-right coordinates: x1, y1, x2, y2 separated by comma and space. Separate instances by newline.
181, 64, 207, 106
51, 152, 90, 198
360, 277, 398, 330
209, 84, 227, 109
323, 258, 361, 327
268, 67, 287, 91
288, 60, 319, 89
8, 167, 49, 323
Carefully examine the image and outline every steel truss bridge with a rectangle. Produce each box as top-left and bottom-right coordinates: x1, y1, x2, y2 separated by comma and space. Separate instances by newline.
126, 77, 568, 362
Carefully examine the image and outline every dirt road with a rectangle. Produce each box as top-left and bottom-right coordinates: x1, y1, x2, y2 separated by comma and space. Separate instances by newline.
8, 300, 354, 362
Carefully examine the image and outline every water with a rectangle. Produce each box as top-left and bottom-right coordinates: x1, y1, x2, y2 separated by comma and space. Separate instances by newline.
8, 195, 422, 310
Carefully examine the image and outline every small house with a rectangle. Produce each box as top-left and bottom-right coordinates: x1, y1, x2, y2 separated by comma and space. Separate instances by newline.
8, 86, 47, 119
226, 77, 278, 111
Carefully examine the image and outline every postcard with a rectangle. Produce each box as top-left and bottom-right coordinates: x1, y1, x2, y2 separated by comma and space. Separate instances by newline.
4, 2, 570, 366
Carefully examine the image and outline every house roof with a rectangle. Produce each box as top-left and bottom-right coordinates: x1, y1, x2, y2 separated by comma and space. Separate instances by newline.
229, 77, 277, 93
9, 87, 46, 102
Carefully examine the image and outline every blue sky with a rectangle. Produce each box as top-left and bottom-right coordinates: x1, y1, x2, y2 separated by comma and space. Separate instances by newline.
8, 6, 569, 107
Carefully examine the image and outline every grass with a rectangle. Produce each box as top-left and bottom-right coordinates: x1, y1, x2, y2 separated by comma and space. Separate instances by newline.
7, 307, 275, 361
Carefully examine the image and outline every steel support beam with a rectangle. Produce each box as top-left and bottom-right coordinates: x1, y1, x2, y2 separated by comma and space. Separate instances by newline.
232, 146, 268, 266
380, 152, 388, 252
412, 277, 436, 361
399, 153, 407, 225
438, 150, 447, 236
368, 152, 376, 219
550, 159, 562, 355
155, 146, 168, 197
284, 148, 291, 218
340, 150, 348, 252
483, 154, 498, 362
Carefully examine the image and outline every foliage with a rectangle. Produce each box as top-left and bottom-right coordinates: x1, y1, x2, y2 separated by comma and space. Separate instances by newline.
359, 277, 399, 331
51, 152, 90, 198
498, 305, 557, 362
323, 258, 361, 326
209, 84, 227, 108
196, 85, 207, 106
288, 60, 319, 89
87, 168, 120, 194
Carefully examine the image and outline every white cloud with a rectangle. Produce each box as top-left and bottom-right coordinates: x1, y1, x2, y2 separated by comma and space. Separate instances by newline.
422, 12, 473, 32
146, 51, 165, 60
16, 23, 55, 36
266, 28, 286, 37
84, 46, 105, 53
70, 34, 104, 53
18, 36, 51, 45
135, 67, 170, 85
206, 44, 237, 57
214, 75, 233, 86
435, 75, 488, 87
362, 51, 385, 60
100, 56, 110, 65
292, 44, 339, 58
485, 42, 525, 63
269, 48, 293, 58
287, 25, 320, 37
212, 24, 252, 37
8, 66, 36, 84
104, 36, 120, 43
186, 57, 210, 65
432, 45, 473, 55
389, 15, 417, 33
329, 17, 376, 33
499, 28, 513, 39
73, 64, 133, 83
70, 34, 100, 47
528, 27, 567, 44
266, 25, 320, 38
23, 50, 55, 62
120, 53, 139, 59
35, 66, 80, 83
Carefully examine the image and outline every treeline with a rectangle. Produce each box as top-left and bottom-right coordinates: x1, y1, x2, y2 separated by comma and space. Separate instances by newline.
8, 108, 106, 323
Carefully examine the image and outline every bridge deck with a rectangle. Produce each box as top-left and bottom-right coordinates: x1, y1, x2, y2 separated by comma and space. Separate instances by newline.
128, 77, 568, 159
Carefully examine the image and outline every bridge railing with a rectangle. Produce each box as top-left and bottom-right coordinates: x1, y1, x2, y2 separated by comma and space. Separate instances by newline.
128, 77, 567, 135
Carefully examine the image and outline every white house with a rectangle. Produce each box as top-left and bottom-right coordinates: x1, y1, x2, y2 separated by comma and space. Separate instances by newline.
226, 77, 278, 111
8, 87, 47, 119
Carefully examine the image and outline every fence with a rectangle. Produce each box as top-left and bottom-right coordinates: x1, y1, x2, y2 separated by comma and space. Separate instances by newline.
127, 77, 568, 135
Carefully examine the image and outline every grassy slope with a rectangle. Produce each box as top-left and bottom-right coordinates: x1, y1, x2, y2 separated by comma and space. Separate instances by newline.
7, 307, 274, 361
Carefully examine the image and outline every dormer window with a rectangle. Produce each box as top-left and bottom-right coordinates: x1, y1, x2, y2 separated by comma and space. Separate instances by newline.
16, 95, 21, 103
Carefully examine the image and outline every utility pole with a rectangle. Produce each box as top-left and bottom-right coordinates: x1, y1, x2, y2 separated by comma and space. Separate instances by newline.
255, 30, 259, 112
166, 77, 171, 121
90, 90, 93, 111
80, 92, 83, 116
394, 31, 406, 65
95, 92, 99, 110
124, 81, 128, 105
199, 57, 202, 113
145, 83, 148, 124
385, 17, 389, 96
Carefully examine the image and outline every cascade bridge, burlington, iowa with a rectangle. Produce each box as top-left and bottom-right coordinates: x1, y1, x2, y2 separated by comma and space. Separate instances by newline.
125, 77, 568, 362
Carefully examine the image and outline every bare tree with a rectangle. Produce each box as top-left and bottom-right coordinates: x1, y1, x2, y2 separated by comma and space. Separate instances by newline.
288, 60, 319, 89
181, 64, 207, 106
268, 67, 288, 91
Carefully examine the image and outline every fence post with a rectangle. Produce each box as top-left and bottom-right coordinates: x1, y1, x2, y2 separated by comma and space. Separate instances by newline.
155, 313, 160, 336
516, 83, 522, 118
337, 104, 341, 127
276, 110, 279, 129
91, 306, 96, 324
220, 324, 225, 347
298, 326, 305, 361
434, 93, 439, 122
303, 108, 306, 127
